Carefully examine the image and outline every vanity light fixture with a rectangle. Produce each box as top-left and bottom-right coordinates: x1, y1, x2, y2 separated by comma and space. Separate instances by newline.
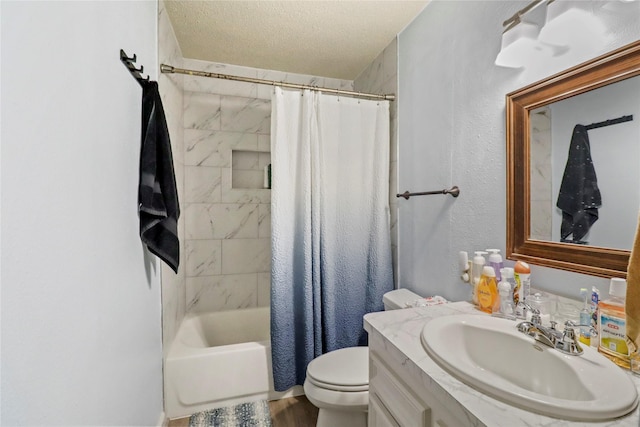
538, 0, 607, 51
496, 0, 609, 68
495, 18, 547, 68
495, 0, 556, 68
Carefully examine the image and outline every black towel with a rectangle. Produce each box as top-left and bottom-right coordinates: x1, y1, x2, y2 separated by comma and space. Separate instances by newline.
139, 81, 180, 273
556, 124, 601, 244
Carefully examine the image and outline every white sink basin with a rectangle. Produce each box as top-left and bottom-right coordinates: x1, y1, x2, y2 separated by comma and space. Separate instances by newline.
421, 314, 638, 421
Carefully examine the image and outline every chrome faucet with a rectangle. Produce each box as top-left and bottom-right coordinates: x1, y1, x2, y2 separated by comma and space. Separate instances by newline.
516, 308, 593, 356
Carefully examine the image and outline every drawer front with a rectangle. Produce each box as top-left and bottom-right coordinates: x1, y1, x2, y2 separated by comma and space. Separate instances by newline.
370, 355, 430, 427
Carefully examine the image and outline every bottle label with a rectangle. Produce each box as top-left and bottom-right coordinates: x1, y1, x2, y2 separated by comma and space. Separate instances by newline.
477, 277, 499, 314
599, 313, 628, 357
477, 283, 492, 309
591, 291, 599, 328
513, 276, 521, 305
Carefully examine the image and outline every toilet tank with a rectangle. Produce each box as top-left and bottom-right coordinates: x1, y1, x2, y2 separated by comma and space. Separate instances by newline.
383, 289, 423, 310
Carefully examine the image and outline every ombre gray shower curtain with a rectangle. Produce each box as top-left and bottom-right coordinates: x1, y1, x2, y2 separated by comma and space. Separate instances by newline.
270, 87, 394, 391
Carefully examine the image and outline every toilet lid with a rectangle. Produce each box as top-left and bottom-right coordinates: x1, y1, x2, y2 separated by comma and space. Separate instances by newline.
306, 347, 369, 392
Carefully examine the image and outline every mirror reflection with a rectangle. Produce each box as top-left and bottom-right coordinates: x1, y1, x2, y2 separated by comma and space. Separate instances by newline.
529, 75, 640, 251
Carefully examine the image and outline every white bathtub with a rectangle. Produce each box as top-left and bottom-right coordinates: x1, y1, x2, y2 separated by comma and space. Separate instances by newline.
165, 307, 303, 419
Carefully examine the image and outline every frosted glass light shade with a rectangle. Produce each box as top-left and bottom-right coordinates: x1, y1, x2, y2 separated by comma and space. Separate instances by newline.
495, 21, 551, 68
538, 1, 607, 48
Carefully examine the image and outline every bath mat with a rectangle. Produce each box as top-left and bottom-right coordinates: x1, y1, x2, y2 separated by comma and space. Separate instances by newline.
189, 400, 272, 427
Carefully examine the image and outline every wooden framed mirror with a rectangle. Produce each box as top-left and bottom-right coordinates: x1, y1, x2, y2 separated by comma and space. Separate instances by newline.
507, 40, 640, 279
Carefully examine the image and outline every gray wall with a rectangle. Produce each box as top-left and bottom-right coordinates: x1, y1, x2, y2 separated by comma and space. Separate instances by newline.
398, 0, 640, 301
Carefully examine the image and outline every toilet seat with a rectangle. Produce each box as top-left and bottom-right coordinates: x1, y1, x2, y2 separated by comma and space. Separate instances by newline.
305, 347, 369, 392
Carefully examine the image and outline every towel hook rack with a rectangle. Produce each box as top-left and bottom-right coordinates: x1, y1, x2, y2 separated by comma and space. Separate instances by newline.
396, 186, 460, 200
120, 49, 150, 87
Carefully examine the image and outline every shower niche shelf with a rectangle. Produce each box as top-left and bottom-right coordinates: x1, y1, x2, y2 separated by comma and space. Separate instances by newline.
231, 150, 271, 190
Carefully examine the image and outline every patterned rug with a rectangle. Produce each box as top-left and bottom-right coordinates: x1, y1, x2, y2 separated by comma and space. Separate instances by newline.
189, 400, 272, 427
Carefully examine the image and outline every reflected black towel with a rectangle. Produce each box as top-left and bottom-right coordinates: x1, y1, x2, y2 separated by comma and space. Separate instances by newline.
556, 124, 601, 244
139, 81, 180, 273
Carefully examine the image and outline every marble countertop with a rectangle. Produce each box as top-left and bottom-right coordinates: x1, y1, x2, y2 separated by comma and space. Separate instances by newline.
364, 301, 640, 427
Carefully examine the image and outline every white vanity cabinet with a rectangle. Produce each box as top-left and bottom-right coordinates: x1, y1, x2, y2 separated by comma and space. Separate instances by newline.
364, 301, 640, 427
368, 344, 468, 427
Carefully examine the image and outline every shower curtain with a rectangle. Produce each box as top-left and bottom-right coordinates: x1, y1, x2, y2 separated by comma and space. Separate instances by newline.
270, 87, 394, 391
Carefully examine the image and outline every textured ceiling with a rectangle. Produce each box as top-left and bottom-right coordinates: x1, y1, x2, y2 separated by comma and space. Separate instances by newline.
164, 1, 428, 80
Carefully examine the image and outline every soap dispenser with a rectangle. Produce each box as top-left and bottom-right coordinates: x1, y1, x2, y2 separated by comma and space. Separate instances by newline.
486, 249, 504, 282
493, 268, 515, 319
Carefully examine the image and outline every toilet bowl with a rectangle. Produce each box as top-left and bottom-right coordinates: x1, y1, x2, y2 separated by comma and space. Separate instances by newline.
304, 346, 369, 427
303, 288, 422, 427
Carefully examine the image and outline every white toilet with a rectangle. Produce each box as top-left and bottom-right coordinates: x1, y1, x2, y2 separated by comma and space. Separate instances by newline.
303, 288, 422, 427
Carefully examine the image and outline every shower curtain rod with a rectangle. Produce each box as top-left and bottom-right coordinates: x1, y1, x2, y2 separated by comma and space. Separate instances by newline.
160, 64, 395, 101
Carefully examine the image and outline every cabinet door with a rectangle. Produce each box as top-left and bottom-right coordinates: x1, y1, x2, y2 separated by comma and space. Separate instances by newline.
369, 393, 400, 427
370, 355, 430, 426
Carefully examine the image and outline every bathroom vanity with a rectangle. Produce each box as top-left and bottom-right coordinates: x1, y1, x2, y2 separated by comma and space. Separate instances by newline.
364, 301, 640, 427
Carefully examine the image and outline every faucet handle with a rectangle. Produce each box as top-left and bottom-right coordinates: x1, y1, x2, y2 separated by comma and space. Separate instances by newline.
550, 320, 558, 330
552, 322, 583, 355
564, 320, 597, 336
528, 307, 541, 325
564, 320, 593, 329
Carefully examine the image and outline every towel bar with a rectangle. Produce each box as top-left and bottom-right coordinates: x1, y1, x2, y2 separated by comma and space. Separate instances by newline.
396, 186, 460, 200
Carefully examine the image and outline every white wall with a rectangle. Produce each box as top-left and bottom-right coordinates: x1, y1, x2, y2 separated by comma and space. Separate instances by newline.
398, 1, 640, 301
1, 1, 163, 425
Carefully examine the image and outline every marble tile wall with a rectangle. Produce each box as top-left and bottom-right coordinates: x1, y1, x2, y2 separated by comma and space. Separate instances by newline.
182, 58, 354, 313
354, 38, 399, 287
158, 1, 185, 358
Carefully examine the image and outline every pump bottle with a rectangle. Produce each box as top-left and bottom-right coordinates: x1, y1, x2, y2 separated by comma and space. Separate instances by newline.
486, 249, 504, 282
494, 268, 515, 319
